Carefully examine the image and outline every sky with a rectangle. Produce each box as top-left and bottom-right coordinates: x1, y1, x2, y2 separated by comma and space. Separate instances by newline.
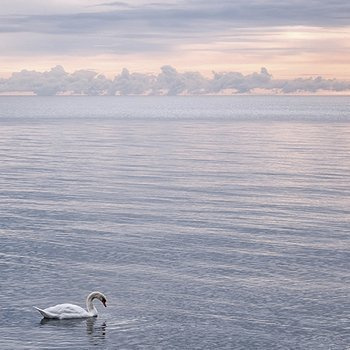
0, 0, 350, 94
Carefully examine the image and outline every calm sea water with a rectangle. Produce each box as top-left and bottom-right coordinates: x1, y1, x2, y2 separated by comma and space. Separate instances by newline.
0, 96, 349, 349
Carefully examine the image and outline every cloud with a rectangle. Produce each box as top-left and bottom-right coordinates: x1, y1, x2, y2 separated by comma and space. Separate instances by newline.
67, 69, 111, 95
0, 66, 67, 95
3, 1, 350, 35
109, 68, 155, 95
0, 65, 110, 96
1, 0, 350, 57
155, 65, 204, 95
272, 76, 350, 93
210, 67, 273, 93
1, 65, 349, 95
95, 1, 135, 8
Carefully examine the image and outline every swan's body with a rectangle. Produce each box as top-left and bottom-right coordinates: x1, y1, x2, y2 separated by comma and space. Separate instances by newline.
34, 291, 107, 320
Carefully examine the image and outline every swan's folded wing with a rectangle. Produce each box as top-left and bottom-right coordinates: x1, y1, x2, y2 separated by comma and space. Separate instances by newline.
42, 304, 89, 319
33, 306, 56, 319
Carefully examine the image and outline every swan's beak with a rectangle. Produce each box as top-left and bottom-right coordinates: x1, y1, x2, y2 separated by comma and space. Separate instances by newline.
102, 300, 107, 307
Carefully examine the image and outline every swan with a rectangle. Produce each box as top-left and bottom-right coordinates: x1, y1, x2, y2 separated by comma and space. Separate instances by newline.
34, 291, 107, 319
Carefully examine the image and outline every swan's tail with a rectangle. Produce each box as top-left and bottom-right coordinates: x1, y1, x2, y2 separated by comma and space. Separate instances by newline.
33, 306, 51, 319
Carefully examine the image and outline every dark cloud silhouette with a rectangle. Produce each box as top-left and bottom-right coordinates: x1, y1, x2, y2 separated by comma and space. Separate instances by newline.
0, 66, 349, 95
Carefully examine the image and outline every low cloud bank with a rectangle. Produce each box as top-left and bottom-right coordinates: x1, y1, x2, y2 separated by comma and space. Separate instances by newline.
1, 65, 349, 95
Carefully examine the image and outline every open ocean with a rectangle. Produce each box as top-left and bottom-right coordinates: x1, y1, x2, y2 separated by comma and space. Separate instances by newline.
0, 96, 349, 349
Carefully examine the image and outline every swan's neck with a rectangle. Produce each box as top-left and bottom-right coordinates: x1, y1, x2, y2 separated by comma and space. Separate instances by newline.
86, 293, 98, 315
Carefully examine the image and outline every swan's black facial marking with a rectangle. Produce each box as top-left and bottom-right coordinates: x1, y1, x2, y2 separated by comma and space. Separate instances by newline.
101, 297, 107, 307
98, 295, 107, 307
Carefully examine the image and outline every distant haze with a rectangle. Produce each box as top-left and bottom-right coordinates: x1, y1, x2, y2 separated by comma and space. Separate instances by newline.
0, 1, 350, 80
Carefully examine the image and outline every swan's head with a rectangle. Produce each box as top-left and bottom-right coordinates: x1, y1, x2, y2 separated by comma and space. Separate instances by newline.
88, 291, 107, 307
99, 294, 107, 308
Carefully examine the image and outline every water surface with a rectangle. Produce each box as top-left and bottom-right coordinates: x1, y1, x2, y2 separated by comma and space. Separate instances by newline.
0, 96, 349, 349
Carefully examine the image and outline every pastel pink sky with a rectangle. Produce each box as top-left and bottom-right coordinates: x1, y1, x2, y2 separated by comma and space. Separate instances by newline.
0, 0, 350, 80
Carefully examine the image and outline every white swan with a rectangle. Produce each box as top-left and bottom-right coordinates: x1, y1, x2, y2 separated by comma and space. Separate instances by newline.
34, 291, 107, 319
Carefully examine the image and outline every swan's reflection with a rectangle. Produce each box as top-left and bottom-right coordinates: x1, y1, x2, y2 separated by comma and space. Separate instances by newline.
40, 317, 86, 327
86, 318, 107, 343
39, 317, 107, 345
